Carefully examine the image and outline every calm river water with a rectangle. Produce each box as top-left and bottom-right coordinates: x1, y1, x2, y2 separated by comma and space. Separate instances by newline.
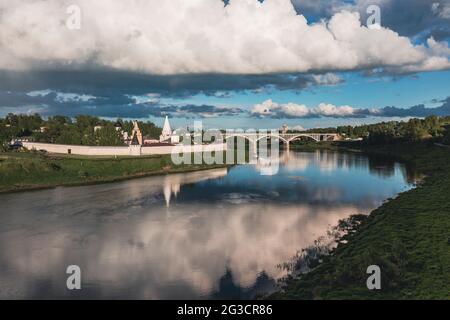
0, 150, 417, 299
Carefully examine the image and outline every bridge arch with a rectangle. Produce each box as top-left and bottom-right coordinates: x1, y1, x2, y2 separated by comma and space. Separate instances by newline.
287, 134, 320, 142
224, 134, 255, 144
255, 134, 289, 144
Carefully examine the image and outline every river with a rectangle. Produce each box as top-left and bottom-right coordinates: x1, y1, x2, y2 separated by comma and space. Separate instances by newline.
0, 150, 417, 299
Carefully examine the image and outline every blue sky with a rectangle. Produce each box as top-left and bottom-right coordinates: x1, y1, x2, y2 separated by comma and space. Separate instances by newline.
0, 0, 449, 129
167, 71, 450, 111
110, 70, 450, 129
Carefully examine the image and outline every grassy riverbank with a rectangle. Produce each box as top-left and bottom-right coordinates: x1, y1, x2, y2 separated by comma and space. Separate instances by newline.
273, 141, 450, 299
0, 151, 227, 193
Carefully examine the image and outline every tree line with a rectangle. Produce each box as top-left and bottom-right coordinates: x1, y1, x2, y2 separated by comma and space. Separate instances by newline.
2, 113, 450, 152
0, 114, 162, 150
303, 116, 450, 145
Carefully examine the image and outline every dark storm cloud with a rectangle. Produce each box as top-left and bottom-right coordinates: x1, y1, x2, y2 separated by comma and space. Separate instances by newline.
44, 102, 161, 119
364, 0, 450, 41
0, 70, 333, 98
40, 103, 244, 119
0, 88, 245, 119
378, 97, 450, 117
0, 70, 253, 118
0, 69, 329, 118
292, 0, 450, 41
170, 104, 244, 117
0, 91, 58, 108
290, 0, 340, 21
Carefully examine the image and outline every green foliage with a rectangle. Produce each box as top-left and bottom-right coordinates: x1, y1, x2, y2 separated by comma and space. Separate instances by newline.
302, 116, 450, 145
0, 114, 162, 147
443, 126, 450, 145
362, 117, 448, 144
75, 115, 102, 131
402, 119, 430, 142
306, 116, 450, 144
55, 125, 82, 145
0, 113, 42, 144
273, 142, 450, 300
134, 120, 161, 139
0, 152, 226, 193
94, 125, 124, 146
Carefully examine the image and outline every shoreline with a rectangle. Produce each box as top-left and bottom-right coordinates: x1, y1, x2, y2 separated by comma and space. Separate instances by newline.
0, 151, 230, 195
0, 143, 416, 195
0, 164, 229, 195
271, 141, 450, 299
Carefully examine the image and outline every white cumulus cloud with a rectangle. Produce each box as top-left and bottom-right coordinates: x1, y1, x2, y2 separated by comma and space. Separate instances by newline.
311, 73, 343, 86
251, 99, 359, 118
0, 0, 449, 74
291, 125, 306, 131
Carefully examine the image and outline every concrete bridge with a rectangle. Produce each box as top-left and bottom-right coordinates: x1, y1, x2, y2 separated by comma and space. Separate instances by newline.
224, 132, 340, 150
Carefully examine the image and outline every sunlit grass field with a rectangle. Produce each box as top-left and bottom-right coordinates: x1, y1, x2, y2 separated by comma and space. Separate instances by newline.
0, 151, 227, 193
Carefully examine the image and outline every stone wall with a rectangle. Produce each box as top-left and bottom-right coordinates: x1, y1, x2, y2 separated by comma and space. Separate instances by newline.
140, 143, 227, 155
22, 142, 132, 156
22, 142, 227, 157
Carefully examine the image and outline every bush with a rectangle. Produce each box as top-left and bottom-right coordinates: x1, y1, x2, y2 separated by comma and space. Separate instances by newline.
442, 127, 450, 145
0, 143, 8, 152
77, 170, 89, 178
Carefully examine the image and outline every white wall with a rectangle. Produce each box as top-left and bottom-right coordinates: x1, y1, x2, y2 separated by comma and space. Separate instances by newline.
141, 143, 227, 155
22, 142, 227, 157
22, 142, 132, 156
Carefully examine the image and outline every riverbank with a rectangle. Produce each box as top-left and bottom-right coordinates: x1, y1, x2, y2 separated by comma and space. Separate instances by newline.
273, 141, 450, 299
0, 151, 228, 193
287, 141, 343, 152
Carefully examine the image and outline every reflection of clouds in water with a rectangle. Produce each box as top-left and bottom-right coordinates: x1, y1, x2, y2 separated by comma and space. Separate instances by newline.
0, 152, 413, 299
311, 186, 343, 202
0, 201, 362, 299
281, 151, 368, 173
280, 151, 340, 173
222, 193, 264, 204
281, 155, 310, 172
315, 151, 339, 173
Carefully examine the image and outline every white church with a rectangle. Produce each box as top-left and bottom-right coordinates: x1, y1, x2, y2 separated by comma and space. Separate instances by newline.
159, 116, 187, 144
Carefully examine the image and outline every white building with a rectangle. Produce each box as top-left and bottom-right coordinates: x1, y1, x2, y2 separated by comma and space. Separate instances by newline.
160, 116, 172, 141
159, 116, 181, 144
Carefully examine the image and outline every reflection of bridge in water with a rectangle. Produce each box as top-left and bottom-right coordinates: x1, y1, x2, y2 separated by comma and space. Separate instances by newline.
253, 149, 418, 184
224, 132, 340, 151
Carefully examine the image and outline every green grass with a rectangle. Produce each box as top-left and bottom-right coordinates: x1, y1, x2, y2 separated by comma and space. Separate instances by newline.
0, 151, 228, 193
288, 141, 342, 152
272, 142, 450, 300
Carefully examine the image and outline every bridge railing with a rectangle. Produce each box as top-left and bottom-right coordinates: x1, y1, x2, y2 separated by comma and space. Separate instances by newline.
224, 132, 340, 142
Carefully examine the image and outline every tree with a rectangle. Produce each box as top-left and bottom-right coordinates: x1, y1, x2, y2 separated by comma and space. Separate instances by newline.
55, 126, 82, 145
48, 115, 71, 126
94, 125, 125, 146
367, 126, 395, 144
403, 120, 430, 142
75, 115, 100, 132
443, 126, 450, 145
423, 115, 444, 137
138, 120, 162, 139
